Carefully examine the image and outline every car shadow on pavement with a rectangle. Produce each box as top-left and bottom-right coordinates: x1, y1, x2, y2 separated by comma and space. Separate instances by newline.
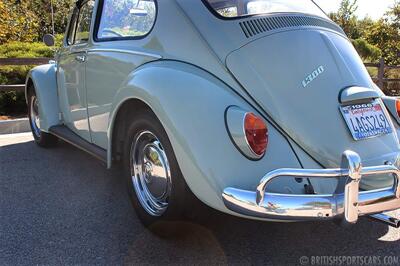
1, 138, 399, 265
122, 208, 398, 265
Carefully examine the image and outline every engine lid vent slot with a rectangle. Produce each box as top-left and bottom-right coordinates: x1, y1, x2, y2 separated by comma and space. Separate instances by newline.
239, 16, 345, 38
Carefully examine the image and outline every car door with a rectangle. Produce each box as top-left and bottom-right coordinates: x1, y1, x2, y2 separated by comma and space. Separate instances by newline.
85, 0, 158, 149
57, 0, 95, 142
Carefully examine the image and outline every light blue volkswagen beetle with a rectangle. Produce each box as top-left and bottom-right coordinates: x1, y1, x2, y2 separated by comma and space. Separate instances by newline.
26, 0, 400, 233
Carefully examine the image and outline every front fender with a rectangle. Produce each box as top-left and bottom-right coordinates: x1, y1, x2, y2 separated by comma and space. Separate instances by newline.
25, 64, 60, 132
108, 61, 303, 214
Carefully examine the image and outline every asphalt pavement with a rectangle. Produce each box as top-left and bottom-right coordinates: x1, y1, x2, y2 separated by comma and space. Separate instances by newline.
1, 133, 400, 265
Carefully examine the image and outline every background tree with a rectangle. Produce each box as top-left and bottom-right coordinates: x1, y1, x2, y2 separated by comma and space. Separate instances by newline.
0, 0, 39, 44
330, 0, 400, 65
387, 1, 400, 29
330, 0, 361, 39
364, 19, 400, 65
351, 38, 382, 62
0, 0, 74, 44
28, 0, 75, 39
330, 0, 382, 63
360, 1, 400, 65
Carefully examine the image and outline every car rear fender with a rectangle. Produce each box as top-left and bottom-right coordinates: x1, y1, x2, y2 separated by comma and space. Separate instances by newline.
108, 61, 304, 213
25, 64, 60, 132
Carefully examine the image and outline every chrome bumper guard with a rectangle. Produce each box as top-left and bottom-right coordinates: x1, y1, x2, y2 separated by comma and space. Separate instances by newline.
222, 151, 400, 225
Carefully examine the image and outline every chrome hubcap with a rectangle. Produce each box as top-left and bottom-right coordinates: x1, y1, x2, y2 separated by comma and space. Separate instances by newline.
130, 131, 171, 216
30, 96, 41, 137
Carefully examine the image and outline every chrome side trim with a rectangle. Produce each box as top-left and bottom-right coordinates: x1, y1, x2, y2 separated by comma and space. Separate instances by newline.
88, 48, 162, 59
223, 150, 400, 224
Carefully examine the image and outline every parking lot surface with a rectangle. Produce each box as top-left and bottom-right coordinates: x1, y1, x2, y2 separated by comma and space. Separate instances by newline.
1, 133, 400, 265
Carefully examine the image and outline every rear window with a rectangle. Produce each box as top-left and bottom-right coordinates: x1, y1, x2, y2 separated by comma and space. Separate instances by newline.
204, 0, 327, 19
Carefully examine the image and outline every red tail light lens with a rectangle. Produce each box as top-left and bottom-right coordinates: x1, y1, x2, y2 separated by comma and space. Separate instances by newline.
396, 100, 400, 118
244, 113, 268, 157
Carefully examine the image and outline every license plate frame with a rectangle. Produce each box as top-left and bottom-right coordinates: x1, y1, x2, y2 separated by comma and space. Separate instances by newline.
340, 100, 393, 141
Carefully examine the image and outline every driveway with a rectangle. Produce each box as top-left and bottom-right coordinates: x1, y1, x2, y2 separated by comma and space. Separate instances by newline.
1, 133, 399, 265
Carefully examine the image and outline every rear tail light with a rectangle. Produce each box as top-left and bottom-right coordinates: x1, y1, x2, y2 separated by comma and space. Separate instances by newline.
225, 107, 268, 160
244, 113, 268, 157
396, 100, 400, 118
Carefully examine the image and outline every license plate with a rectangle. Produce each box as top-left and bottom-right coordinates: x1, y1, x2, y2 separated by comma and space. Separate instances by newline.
340, 100, 393, 141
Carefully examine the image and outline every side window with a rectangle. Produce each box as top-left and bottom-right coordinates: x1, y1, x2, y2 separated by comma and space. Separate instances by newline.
96, 0, 157, 41
75, 1, 95, 44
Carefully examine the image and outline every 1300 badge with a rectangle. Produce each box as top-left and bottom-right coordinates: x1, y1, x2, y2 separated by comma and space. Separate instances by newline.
302, 65, 325, 88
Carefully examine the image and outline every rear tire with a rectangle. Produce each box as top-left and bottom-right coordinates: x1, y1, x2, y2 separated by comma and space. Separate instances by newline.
123, 110, 192, 237
27, 87, 58, 148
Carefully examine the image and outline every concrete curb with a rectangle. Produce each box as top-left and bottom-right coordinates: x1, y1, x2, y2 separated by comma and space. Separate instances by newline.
0, 132, 32, 139
0, 118, 30, 135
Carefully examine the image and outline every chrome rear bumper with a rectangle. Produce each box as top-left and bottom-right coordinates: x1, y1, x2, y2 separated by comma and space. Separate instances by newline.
222, 151, 400, 225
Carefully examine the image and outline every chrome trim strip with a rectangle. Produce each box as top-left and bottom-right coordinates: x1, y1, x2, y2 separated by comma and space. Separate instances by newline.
88, 48, 163, 59
223, 150, 400, 225
369, 213, 400, 228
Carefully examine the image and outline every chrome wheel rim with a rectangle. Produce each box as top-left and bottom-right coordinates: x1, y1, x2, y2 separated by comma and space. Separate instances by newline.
130, 131, 172, 216
30, 96, 41, 137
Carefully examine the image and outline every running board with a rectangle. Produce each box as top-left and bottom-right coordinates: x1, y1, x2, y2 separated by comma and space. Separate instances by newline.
49, 125, 107, 163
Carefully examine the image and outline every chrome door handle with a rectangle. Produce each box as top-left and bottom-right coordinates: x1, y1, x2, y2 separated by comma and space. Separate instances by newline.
75, 55, 86, 63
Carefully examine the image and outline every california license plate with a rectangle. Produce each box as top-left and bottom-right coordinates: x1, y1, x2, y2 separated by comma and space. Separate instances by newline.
340, 100, 393, 141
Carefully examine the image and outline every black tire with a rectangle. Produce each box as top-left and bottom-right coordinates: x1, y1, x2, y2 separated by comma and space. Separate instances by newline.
123, 110, 192, 237
27, 87, 58, 148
